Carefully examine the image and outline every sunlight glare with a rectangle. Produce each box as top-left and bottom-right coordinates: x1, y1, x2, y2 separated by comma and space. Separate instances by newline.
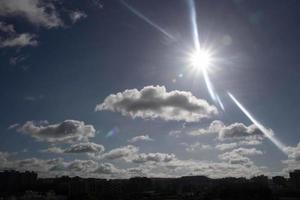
190, 49, 212, 70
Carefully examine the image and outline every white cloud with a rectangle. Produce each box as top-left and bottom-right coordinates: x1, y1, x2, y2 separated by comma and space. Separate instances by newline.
0, 148, 269, 179
0, 0, 63, 28
64, 142, 105, 154
96, 85, 218, 122
218, 147, 263, 166
17, 120, 96, 143
216, 143, 238, 151
187, 120, 224, 136
168, 130, 182, 138
41, 146, 64, 154
94, 163, 124, 175
128, 135, 154, 143
182, 142, 212, 152
41, 142, 105, 158
8, 123, 20, 130
219, 123, 264, 140
102, 145, 139, 161
69, 10, 87, 23
132, 153, 175, 164
187, 120, 265, 143
0, 33, 37, 48
282, 143, 300, 172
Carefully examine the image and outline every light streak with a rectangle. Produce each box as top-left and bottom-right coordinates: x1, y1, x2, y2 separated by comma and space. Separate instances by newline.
216, 94, 225, 111
228, 92, 288, 155
188, 0, 224, 110
120, 0, 175, 40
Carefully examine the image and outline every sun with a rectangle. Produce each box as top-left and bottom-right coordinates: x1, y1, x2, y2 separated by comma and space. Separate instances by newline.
189, 49, 212, 70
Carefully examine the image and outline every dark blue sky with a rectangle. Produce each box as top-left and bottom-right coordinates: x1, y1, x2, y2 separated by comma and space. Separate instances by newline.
0, 0, 299, 178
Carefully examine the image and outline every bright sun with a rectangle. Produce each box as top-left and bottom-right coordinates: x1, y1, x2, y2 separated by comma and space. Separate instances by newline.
190, 49, 212, 70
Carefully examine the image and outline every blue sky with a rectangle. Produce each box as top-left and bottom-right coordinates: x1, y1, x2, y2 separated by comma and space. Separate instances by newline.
0, 0, 300, 178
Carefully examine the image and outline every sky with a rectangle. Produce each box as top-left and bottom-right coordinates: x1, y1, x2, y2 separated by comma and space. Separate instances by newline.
0, 0, 300, 179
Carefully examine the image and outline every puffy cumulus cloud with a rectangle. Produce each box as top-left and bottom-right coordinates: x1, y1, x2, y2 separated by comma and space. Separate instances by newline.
216, 143, 238, 151
69, 10, 87, 24
132, 156, 267, 179
187, 120, 224, 136
17, 120, 96, 143
40, 146, 64, 154
64, 142, 105, 154
132, 153, 175, 164
102, 145, 139, 161
187, 121, 265, 143
219, 123, 264, 140
128, 135, 154, 143
0, 149, 269, 179
282, 143, 300, 172
95, 85, 218, 122
0, 0, 63, 28
94, 163, 124, 176
41, 142, 105, 158
66, 160, 98, 173
218, 148, 263, 166
181, 142, 212, 152
12, 158, 64, 174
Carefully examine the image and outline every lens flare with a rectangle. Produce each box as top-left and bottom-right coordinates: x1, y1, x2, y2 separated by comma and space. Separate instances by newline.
190, 49, 212, 70
120, 0, 174, 40
228, 92, 288, 155
106, 127, 120, 138
188, 0, 224, 110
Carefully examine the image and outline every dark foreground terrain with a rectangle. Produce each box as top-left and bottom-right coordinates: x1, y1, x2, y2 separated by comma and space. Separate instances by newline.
0, 170, 299, 200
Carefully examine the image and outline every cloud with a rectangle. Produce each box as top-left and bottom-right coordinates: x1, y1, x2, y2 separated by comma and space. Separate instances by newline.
0, 0, 63, 28
216, 143, 238, 151
94, 163, 123, 175
0, 21, 15, 33
64, 142, 105, 154
0, 149, 268, 179
96, 85, 218, 122
0, 32, 37, 48
182, 142, 212, 152
132, 153, 175, 164
8, 123, 20, 130
69, 10, 87, 23
102, 145, 139, 161
0, 21, 37, 49
187, 120, 224, 136
187, 120, 265, 143
9, 55, 28, 66
219, 147, 263, 166
168, 130, 182, 138
0, 152, 9, 168
41, 142, 105, 157
282, 143, 300, 172
41, 146, 64, 154
128, 135, 154, 143
66, 160, 98, 173
219, 123, 264, 140
17, 120, 96, 143
24, 94, 44, 101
